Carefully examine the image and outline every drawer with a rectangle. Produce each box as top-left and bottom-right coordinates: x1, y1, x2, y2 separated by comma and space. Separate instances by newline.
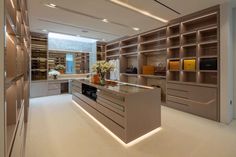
97, 96, 125, 114
97, 90, 125, 106
167, 94, 218, 120
72, 81, 82, 88
48, 83, 60, 90
167, 89, 188, 99
72, 86, 82, 93
76, 93, 125, 127
47, 89, 60, 96
72, 95, 125, 140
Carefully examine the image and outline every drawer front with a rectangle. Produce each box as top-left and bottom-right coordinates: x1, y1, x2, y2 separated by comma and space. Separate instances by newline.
47, 89, 60, 96
97, 90, 125, 106
71, 80, 82, 88
97, 96, 125, 114
76, 93, 125, 127
166, 83, 218, 120
72, 86, 81, 93
48, 83, 60, 90
72, 95, 125, 140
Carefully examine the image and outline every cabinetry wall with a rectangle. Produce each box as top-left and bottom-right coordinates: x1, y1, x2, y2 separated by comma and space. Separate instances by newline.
0, 0, 5, 156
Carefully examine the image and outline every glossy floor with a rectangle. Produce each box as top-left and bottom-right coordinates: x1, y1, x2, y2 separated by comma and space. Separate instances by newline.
25, 94, 236, 157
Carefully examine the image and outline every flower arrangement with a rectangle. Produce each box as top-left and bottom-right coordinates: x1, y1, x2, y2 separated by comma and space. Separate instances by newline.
48, 69, 60, 79
55, 64, 66, 70
92, 61, 114, 85
55, 64, 66, 74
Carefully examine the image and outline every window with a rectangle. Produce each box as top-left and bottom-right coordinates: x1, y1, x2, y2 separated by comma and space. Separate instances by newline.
66, 54, 74, 74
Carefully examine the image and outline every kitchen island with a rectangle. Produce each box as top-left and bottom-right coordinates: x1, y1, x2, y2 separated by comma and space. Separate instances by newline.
71, 79, 161, 144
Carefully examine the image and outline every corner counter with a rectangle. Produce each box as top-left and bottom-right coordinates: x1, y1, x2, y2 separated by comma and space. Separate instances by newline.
72, 79, 161, 143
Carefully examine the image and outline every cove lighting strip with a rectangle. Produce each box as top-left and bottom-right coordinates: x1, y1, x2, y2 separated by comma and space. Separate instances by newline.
72, 100, 162, 147
109, 0, 168, 23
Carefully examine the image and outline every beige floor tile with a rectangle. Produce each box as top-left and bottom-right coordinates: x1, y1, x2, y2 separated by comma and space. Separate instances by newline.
25, 94, 236, 157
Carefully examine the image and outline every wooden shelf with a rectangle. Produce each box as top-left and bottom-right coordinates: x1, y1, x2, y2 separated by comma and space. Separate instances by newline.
121, 52, 137, 57
140, 74, 166, 79
120, 73, 138, 76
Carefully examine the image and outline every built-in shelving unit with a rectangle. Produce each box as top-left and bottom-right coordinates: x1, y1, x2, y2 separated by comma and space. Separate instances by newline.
2, 0, 31, 156
31, 32, 48, 81
97, 42, 106, 61
105, 6, 220, 120
106, 28, 167, 101
48, 52, 66, 70
75, 52, 90, 74
166, 6, 219, 120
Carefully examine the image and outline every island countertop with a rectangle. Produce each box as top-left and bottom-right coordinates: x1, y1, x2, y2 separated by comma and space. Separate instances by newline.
75, 79, 155, 96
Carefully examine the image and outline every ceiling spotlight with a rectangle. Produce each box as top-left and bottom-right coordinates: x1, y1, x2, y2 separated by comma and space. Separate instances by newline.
133, 27, 140, 31
45, 3, 57, 8
102, 19, 109, 23
109, 0, 168, 23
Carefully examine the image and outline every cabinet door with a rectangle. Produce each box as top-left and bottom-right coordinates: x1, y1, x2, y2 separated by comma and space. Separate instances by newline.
30, 82, 48, 98
11, 111, 24, 157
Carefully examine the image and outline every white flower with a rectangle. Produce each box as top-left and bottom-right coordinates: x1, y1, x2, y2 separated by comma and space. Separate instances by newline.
48, 69, 60, 76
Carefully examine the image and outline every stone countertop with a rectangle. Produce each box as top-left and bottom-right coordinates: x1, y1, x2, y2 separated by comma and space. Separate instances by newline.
76, 79, 155, 96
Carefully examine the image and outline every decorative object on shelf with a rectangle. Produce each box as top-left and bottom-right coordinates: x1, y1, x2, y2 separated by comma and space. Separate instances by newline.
169, 60, 180, 70
155, 63, 166, 75
143, 65, 155, 75
48, 70, 60, 79
200, 58, 217, 70
55, 64, 66, 74
109, 59, 120, 80
92, 61, 114, 86
125, 65, 137, 74
183, 59, 196, 71
91, 74, 100, 84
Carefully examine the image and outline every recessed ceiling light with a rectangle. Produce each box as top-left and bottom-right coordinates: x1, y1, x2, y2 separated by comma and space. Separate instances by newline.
45, 3, 57, 8
102, 19, 109, 23
42, 29, 48, 32
109, 0, 168, 23
132, 27, 140, 31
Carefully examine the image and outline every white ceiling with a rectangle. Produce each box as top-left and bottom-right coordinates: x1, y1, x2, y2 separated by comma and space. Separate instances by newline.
28, 0, 228, 42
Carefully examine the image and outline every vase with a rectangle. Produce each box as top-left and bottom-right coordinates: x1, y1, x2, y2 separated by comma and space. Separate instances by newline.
99, 73, 106, 86
53, 75, 57, 79
100, 77, 106, 86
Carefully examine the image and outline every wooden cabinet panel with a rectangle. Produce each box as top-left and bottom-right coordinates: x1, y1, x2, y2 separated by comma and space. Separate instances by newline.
166, 83, 218, 120
30, 82, 48, 98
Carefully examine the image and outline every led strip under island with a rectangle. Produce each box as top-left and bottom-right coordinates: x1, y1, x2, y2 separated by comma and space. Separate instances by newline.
71, 79, 162, 146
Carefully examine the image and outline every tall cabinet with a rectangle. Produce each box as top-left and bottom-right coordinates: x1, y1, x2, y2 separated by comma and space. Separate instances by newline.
166, 7, 220, 121
105, 6, 220, 120
1, 0, 31, 157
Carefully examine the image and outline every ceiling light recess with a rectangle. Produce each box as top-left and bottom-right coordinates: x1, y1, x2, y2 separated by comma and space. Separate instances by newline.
109, 0, 168, 23
132, 27, 140, 31
102, 19, 109, 23
45, 3, 57, 8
